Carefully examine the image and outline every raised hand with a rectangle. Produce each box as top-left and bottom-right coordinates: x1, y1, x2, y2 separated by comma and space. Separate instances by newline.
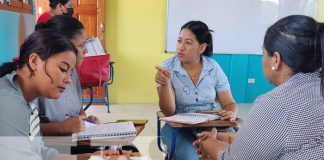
155, 66, 172, 86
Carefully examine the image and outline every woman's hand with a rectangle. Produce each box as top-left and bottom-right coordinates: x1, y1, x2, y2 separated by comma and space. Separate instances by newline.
196, 127, 217, 140
218, 109, 236, 121
92, 150, 132, 159
62, 115, 86, 133
193, 128, 217, 158
155, 66, 172, 86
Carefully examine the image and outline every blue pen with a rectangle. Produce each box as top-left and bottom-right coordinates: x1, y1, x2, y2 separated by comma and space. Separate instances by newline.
65, 114, 95, 124
86, 118, 96, 124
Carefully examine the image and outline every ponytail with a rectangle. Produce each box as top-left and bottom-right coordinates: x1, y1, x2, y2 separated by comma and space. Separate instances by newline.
203, 29, 213, 57
0, 62, 17, 78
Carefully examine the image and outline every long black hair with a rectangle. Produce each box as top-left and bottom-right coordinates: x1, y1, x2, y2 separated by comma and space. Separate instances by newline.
49, 0, 71, 9
181, 21, 213, 57
0, 29, 77, 78
263, 15, 324, 96
35, 15, 84, 40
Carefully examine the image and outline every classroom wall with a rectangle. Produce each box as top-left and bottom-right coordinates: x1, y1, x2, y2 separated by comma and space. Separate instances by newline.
0, 10, 35, 64
0, 11, 21, 64
106, 0, 324, 104
318, 0, 324, 22
106, 0, 172, 103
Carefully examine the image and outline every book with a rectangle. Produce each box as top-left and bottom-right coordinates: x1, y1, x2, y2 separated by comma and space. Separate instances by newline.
72, 122, 137, 142
85, 37, 106, 57
160, 113, 219, 124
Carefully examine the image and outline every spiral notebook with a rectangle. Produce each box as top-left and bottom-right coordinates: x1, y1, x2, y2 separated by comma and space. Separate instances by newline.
72, 122, 137, 142
160, 113, 219, 124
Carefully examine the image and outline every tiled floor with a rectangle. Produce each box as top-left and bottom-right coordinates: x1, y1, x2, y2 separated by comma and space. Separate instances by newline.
85, 103, 253, 160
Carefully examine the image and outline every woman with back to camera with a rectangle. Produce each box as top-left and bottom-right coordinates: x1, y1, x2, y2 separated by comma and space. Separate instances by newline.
155, 20, 238, 160
193, 15, 324, 160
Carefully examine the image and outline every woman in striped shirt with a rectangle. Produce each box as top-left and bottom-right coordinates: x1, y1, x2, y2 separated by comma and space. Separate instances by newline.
194, 15, 324, 160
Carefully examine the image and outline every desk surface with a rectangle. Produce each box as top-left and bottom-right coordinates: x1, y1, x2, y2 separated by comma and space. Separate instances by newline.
43, 122, 146, 146
157, 111, 242, 128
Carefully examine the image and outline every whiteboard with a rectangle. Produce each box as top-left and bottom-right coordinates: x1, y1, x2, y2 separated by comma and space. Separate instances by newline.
166, 0, 317, 54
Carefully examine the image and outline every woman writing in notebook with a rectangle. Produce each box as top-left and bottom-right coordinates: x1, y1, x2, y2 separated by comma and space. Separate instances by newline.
0, 29, 112, 160
193, 15, 324, 159
155, 21, 238, 160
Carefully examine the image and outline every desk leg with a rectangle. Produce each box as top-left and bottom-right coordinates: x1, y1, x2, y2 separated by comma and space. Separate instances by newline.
169, 128, 178, 160
104, 82, 110, 113
83, 87, 93, 111
157, 115, 164, 152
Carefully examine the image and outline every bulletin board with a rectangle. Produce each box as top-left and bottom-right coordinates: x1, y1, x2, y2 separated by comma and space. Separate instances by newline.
166, 0, 317, 54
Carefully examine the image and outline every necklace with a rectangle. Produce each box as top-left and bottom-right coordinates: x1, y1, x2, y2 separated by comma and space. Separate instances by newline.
189, 72, 200, 81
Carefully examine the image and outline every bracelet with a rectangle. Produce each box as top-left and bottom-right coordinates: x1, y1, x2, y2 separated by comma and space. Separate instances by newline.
227, 131, 233, 144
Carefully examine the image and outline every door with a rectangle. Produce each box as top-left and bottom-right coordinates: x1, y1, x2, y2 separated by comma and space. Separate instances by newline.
73, 0, 107, 100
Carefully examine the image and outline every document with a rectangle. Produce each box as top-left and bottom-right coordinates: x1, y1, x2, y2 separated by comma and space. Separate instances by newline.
160, 113, 219, 124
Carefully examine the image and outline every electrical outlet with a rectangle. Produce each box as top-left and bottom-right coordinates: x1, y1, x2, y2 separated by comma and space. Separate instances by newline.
248, 78, 255, 84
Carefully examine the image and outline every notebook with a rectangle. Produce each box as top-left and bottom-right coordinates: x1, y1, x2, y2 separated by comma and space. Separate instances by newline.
72, 121, 137, 142
160, 113, 219, 124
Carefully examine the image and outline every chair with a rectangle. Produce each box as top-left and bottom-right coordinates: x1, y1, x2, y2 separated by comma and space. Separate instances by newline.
157, 111, 242, 160
82, 61, 114, 112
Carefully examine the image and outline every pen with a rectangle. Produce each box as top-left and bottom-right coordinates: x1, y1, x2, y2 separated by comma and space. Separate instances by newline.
65, 114, 95, 124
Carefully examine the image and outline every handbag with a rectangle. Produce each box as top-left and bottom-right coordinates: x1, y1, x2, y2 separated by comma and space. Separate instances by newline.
76, 54, 110, 86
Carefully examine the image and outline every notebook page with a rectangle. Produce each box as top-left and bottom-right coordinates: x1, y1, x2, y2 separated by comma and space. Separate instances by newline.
72, 122, 137, 141
160, 113, 219, 124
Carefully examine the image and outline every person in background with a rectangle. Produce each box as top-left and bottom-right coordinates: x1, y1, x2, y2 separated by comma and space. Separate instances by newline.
155, 20, 238, 160
37, 0, 74, 23
193, 15, 324, 160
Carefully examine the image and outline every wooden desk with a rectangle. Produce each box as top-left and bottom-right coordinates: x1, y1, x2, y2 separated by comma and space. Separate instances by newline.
157, 111, 242, 128
157, 111, 242, 160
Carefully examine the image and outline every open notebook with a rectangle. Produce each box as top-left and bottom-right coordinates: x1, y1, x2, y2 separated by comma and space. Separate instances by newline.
160, 113, 219, 124
72, 121, 137, 142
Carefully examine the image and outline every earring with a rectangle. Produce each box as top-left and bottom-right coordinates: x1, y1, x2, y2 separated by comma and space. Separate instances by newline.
271, 66, 275, 70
